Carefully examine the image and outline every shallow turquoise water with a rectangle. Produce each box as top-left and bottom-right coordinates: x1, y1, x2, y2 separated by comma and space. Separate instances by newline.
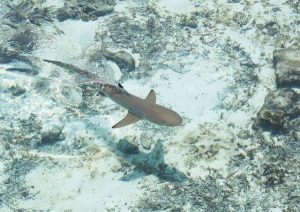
0, 0, 299, 211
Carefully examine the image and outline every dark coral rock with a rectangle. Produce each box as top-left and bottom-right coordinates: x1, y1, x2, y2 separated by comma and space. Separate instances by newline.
262, 21, 281, 36
9, 28, 38, 53
9, 85, 26, 96
3, 0, 53, 26
40, 127, 65, 146
262, 165, 287, 187
56, 8, 78, 22
258, 109, 286, 130
273, 48, 300, 87
233, 12, 250, 26
0, 46, 20, 63
180, 15, 198, 28
79, 4, 114, 21
254, 89, 300, 133
56, 1, 115, 22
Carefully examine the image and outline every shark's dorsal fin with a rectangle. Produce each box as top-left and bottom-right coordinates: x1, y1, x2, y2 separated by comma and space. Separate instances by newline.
146, 90, 156, 103
112, 112, 141, 128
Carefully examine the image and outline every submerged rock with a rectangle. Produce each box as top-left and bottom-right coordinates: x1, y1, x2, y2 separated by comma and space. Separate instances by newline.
180, 15, 198, 28
261, 21, 281, 36
273, 48, 300, 87
56, 8, 78, 22
3, 0, 53, 26
254, 89, 300, 133
40, 124, 64, 146
8, 85, 26, 96
0, 46, 20, 63
9, 27, 38, 53
56, 1, 115, 22
102, 50, 136, 73
141, 139, 152, 150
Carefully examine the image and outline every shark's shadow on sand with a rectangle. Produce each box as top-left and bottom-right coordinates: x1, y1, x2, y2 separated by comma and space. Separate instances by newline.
87, 121, 189, 183
116, 140, 189, 182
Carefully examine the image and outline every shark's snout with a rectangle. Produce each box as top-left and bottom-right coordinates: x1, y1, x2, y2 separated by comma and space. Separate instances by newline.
164, 111, 183, 126
173, 113, 183, 126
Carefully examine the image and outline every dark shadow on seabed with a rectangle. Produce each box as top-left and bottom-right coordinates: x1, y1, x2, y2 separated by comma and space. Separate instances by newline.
86, 120, 189, 183
118, 140, 189, 182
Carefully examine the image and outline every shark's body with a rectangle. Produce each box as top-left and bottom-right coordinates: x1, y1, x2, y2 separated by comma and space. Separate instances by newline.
43, 59, 182, 128
99, 83, 182, 128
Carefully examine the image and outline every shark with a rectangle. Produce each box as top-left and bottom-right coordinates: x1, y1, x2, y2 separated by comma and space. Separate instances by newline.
43, 59, 183, 128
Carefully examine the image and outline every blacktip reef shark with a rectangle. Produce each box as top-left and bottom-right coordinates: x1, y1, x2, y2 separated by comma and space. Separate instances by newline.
43, 59, 183, 128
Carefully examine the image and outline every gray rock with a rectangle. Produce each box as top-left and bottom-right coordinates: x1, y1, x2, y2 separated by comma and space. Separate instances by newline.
40, 123, 65, 146
3, 0, 53, 26
9, 85, 26, 96
237, 130, 251, 140
292, 129, 300, 141
0, 46, 19, 63
141, 139, 152, 150
56, 1, 115, 22
233, 12, 250, 26
40, 130, 62, 145
117, 139, 139, 154
180, 15, 198, 28
254, 89, 300, 133
56, 8, 78, 22
9, 27, 38, 53
102, 50, 136, 73
273, 48, 300, 87
261, 21, 281, 36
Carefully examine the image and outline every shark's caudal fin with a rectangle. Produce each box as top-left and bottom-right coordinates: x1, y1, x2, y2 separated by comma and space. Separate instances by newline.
145, 89, 156, 103
43, 59, 104, 84
112, 111, 141, 128
43, 59, 87, 75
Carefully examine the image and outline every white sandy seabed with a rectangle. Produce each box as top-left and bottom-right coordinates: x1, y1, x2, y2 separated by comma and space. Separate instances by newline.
0, 0, 298, 211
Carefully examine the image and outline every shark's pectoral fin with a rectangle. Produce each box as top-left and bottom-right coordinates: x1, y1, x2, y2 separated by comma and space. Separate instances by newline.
112, 112, 141, 128
145, 89, 156, 103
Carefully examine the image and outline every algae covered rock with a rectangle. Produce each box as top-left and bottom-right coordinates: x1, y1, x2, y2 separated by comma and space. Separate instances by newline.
255, 89, 300, 133
273, 48, 300, 87
56, 0, 115, 22
8, 85, 26, 96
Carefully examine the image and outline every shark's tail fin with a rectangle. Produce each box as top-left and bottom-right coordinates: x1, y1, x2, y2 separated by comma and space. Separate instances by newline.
43, 59, 105, 85
43, 59, 88, 75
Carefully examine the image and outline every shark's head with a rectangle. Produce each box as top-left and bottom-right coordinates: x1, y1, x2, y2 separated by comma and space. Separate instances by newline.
99, 83, 123, 96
